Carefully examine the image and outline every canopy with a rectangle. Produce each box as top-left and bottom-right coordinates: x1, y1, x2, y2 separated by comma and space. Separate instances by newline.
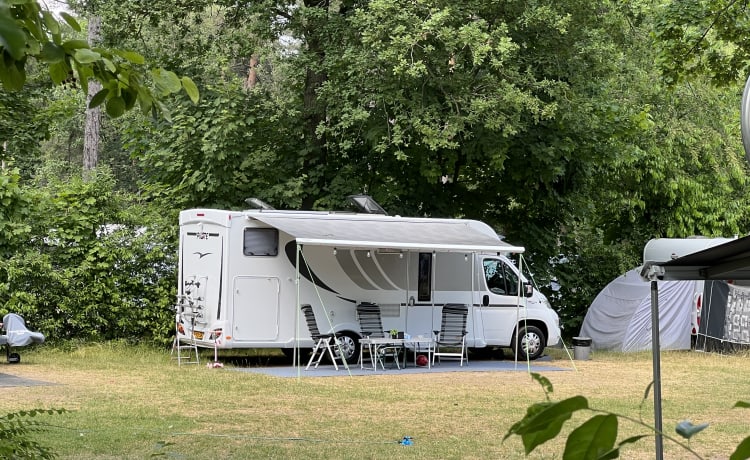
249, 212, 525, 253
642, 235, 750, 281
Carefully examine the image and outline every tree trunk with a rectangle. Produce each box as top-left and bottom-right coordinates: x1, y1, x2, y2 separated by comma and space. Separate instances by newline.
83, 15, 102, 177
244, 54, 259, 90
300, 0, 330, 209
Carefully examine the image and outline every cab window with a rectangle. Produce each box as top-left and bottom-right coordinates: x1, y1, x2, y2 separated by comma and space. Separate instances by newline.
484, 259, 519, 295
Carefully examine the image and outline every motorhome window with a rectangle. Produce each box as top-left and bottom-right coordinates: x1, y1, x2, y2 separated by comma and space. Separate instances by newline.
484, 259, 520, 295
418, 253, 432, 302
243, 228, 278, 256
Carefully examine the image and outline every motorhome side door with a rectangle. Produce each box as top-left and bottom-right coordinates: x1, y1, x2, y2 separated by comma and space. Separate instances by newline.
233, 276, 280, 341
232, 227, 282, 342
479, 257, 525, 346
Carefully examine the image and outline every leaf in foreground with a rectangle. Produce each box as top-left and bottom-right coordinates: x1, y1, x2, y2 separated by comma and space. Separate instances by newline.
730, 436, 750, 460
563, 414, 618, 460
505, 396, 589, 454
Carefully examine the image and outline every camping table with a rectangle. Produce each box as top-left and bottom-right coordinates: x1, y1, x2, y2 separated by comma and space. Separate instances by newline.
359, 337, 404, 370
359, 337, 435, 370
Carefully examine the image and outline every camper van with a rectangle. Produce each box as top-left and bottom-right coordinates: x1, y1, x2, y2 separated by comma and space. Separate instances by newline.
175, 205, 561, 363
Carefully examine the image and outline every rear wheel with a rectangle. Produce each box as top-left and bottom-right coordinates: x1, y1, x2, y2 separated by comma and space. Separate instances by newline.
514, 325, 545, 360
333, 331, 360, 365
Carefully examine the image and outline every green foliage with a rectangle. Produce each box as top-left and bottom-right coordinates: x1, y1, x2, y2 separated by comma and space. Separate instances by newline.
0, 167, 32, 257
653, 0, 750, 86
0, 168, 177, 344
505, 373, 750, 459
0, 409, 67, 459
125, 82, 306, 209
0, 0, 198, 116
731, 402, 750, 460
0, 87, 49, 171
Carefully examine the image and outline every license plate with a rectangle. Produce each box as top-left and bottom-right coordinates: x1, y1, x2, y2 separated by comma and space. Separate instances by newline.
193, 331, 204, 340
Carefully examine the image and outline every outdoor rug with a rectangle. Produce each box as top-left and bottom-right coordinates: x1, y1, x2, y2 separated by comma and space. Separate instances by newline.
229, 355, 571, 378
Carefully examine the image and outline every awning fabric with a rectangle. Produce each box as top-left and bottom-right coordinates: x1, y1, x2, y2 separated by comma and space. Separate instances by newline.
248, 212, 524, 253
642, 235, 750, 281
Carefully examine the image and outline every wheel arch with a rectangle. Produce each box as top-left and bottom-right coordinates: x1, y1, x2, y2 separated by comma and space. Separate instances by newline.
514, 319, 549, 344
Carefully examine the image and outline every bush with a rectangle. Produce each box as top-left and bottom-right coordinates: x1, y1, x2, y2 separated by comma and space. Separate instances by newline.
0, 409, 67, 459
0, 168, 177, 345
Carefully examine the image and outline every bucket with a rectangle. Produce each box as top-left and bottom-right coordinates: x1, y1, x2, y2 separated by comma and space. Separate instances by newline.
572, 337, 592, 360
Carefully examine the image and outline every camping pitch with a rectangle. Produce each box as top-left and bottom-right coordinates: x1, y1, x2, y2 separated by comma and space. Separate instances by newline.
579, 268, 700, 352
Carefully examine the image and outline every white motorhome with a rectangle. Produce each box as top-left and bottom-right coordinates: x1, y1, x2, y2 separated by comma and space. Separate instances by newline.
175, 203, 561, 363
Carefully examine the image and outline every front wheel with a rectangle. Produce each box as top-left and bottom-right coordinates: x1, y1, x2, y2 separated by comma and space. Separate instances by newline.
514, 325, 545, 361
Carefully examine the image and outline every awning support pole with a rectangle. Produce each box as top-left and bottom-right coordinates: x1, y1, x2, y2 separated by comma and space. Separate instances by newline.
650, 280, 664, 460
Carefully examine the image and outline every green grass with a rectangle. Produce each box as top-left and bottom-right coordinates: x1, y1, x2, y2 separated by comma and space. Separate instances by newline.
2, 344, 750, 459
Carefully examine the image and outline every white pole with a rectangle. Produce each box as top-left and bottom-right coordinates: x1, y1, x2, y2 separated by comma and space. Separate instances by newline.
295, 244, 301, 379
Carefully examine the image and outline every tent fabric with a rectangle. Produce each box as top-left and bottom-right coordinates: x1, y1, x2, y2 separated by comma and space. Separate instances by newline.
695, 281, 750, 352
250, 213, 525, 253
580, 268, 695, 352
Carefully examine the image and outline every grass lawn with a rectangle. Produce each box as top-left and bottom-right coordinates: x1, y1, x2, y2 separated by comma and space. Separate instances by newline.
1, 343, 749, 459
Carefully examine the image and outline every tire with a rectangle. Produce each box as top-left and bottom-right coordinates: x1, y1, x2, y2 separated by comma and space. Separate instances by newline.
514, 325, 545, 361
332, 331, 360, 365
7, 352, 20, 364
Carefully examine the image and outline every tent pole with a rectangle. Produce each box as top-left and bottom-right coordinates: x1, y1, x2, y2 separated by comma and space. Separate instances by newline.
650, 280, 664, 460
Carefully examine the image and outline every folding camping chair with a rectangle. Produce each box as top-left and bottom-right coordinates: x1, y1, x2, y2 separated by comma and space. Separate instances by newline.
356, 302, 402, 370
432, 304, 469, 366
302, 304, 345, 370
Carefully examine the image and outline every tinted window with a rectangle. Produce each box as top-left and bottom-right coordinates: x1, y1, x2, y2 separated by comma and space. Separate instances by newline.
418, 253, 432, 301
243, 228, 278, 256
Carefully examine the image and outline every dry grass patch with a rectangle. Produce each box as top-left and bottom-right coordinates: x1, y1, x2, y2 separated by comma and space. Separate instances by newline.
0, 344, 749, 459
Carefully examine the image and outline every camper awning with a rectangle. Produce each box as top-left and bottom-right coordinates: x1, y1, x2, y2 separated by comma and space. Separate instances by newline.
642, 234, 750, 281
249, 214, 525, 253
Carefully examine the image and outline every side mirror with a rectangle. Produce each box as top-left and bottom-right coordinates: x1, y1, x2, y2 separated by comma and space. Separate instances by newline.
482, 294, 490, 306
523, 281, 534, 298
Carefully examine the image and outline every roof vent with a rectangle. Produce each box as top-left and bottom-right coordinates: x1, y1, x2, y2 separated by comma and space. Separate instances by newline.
347, 194, 388, 215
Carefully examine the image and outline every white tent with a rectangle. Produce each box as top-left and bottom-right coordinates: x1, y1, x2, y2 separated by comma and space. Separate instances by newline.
579, 268, 699, 352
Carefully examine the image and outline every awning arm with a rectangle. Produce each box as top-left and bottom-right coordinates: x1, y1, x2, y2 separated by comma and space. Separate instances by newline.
640, 263, 665, 281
